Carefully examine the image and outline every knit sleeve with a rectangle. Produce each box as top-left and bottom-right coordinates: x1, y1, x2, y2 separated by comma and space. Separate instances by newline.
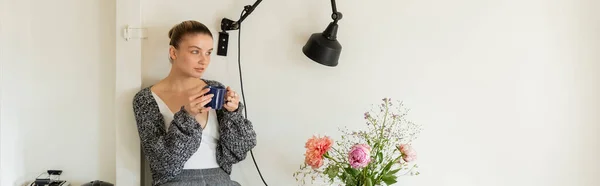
203, 79, 257, 172
132, 89, 203, 185
216, 101, 257, 165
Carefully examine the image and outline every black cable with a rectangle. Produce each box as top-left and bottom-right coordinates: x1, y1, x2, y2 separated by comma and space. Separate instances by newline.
237, 9, 269, 186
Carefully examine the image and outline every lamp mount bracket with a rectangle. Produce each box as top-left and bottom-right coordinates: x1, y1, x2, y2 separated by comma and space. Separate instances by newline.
220, 0, 262, 31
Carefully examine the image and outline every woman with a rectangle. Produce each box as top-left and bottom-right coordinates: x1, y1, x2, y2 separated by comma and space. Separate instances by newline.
132, 20, 257, 186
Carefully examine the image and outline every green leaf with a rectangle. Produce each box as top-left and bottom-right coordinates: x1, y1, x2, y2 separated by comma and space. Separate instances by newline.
377, 151, 383, 164
387, 168, 401, 176
323, 166, 331, 173
326, 166, 339, 181
382, 159, 395, 174
382, 175, 398, 185
344, 167, 360, 176
323, 167, 331, 180
343, 172, 356, 186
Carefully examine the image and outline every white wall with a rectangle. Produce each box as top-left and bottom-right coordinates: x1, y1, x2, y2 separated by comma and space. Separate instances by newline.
0, 0, 116, 185
115, 0, 143, 185
0, 1, 27, 185
137, 0, 600, 186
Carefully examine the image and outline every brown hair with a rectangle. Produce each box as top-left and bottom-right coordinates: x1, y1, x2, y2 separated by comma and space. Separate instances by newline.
168, 20, 213, 49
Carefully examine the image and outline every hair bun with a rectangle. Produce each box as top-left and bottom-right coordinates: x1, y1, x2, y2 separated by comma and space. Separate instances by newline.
168, 20, 212, 48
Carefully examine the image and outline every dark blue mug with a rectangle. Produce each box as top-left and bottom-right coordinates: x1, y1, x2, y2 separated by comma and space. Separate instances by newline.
204, 85, 226, 110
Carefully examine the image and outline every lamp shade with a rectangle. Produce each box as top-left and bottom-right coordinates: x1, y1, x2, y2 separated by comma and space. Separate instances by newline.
302, 33, 342, 67
303, 0, 343, 67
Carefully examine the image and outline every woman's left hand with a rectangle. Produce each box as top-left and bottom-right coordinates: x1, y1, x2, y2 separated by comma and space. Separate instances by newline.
224, 86, 240, 112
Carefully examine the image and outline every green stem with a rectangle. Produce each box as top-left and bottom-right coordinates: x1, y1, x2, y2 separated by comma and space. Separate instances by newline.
323, 153, 342, 165
332, 147, 346, 160
367, 117, 377, 128
362, 165, 368, 185
379, 99, 389, 146
382, 148, 399, 167
373, 99, 389, 175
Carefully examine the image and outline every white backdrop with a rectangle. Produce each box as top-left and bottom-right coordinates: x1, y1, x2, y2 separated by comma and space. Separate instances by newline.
136, 0, 600, 186
0, 0, 598, 186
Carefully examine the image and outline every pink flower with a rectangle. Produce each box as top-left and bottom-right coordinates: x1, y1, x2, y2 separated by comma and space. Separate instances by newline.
305, 150, 324, 169
348, 144, 371, 169
304, 136, 333, 169
399, 144, 417, 162
305, 135, 333, 155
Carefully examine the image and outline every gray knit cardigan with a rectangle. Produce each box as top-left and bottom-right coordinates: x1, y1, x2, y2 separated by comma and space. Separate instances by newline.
132, 79, 257, 185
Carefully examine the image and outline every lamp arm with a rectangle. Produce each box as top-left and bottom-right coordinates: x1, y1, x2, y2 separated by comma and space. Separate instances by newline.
330, 0, 342, 23
221, 0, 263, 31
331, 0, 337, 14
237, 0, 263, 27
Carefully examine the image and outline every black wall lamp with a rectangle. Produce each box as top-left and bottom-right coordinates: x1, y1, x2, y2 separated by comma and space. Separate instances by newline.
215, 1, 344, 185
217, 0, 343, 67
302, 0, 343, 67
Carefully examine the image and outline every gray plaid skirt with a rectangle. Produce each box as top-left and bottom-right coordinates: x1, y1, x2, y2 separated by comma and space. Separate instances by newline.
159, 168, 241, 186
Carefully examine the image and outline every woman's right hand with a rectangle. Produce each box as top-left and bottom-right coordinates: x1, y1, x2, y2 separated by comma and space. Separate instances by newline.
184, 87, 213, 116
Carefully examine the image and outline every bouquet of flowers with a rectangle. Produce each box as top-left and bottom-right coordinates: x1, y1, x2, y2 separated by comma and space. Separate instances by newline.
293, 98, 423, 186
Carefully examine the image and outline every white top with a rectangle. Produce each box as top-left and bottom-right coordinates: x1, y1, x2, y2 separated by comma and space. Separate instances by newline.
151, 91, 221, 169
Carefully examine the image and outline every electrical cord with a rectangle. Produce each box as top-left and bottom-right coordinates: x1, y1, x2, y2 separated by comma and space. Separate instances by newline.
236, 9, 269, 186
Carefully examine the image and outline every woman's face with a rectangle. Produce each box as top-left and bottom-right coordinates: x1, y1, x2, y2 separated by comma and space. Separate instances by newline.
170, 33, 213, 78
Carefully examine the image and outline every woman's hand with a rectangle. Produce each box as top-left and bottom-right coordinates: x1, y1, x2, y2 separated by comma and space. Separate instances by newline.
223, 86, 240, 112
184, 87, 213, 116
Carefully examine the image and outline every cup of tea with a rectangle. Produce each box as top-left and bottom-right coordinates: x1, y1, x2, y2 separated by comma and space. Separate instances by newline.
204, 85, 226, 110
